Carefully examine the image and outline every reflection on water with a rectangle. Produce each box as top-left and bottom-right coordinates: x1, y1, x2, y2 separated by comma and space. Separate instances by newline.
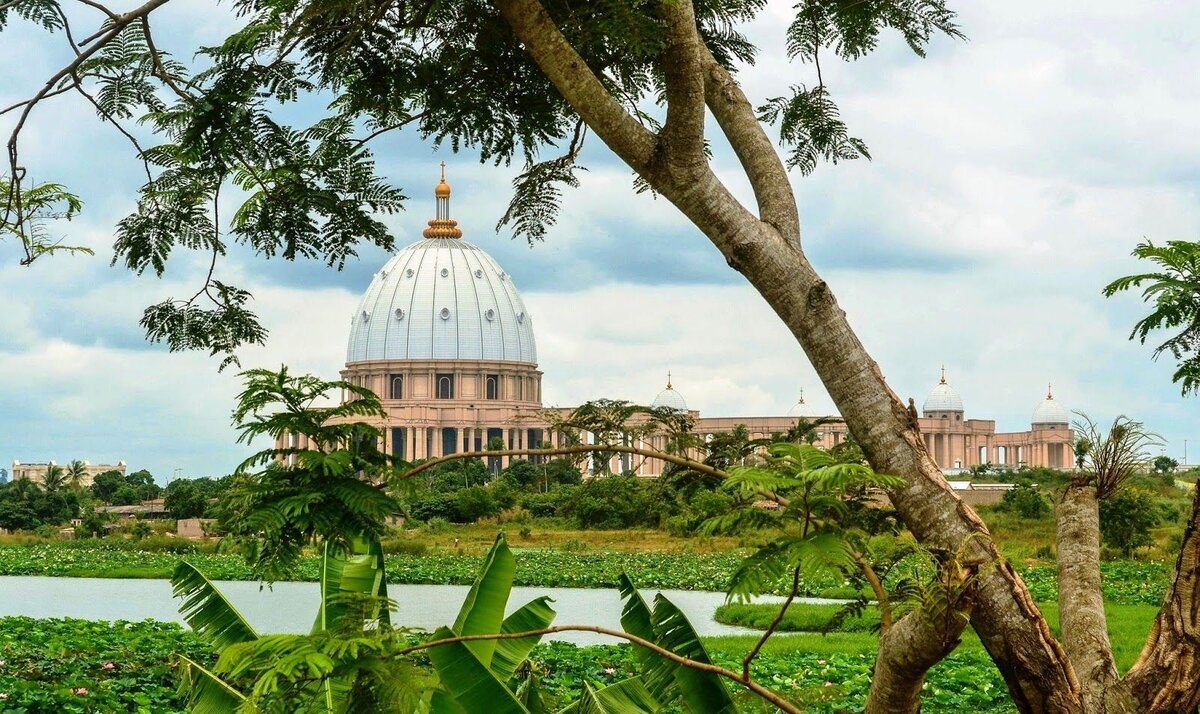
0, 576, 804, 645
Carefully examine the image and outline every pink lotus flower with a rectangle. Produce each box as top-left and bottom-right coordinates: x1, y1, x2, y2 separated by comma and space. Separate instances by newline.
0, 693, 8, 700
824, 681, 833, 688
103, 663, 115, 670
75, 688, 88, 695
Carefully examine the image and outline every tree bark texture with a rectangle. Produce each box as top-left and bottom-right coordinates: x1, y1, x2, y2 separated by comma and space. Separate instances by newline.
1056, 485, 1119, 712
865, 610, 970, 714
1117, 483, 1200, 712
493, 1, 1083, 710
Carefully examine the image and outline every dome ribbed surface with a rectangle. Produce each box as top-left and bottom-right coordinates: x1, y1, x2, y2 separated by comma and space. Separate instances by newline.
345, 238, 536, 364
923, 381, 964, 413
652, 387, 688, 412
1032, 395, 1069, 425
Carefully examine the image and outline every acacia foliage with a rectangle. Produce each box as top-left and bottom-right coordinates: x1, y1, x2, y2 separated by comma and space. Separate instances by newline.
4, 0, 961, 365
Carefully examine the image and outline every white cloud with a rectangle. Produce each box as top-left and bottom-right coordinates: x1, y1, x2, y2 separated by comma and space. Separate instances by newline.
2, 0, 1199, 477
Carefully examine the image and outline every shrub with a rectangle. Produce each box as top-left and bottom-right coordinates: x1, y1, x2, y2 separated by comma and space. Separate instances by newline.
409, 493, 460, 522
455, 486, 498, 522
1100, 487, 1160, 557
999, 483, 1050, 519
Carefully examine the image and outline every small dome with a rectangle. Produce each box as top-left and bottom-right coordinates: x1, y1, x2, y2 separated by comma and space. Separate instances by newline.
651, 373, 688, 412
1032, 385, 1069, 425
922, 368, 963, 414
787, 389, 811, 418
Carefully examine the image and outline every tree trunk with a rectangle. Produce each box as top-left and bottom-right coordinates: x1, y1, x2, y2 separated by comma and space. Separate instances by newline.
1056, 485, 1119, 712
493, 2, 1084, 710
866, 609, 969, 714
1116, 483, 1200, 712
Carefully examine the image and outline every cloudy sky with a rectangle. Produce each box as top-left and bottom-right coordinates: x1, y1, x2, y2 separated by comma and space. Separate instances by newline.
2, 1, 1198, 480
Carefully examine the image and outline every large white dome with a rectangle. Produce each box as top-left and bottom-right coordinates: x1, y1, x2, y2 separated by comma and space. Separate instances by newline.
345, 177, 536, 364
922, 370, 964, 414
1032, 387, 1069, 425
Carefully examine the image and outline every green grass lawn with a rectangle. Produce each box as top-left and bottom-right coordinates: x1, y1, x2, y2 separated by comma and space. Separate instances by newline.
714, 601, 1159, 671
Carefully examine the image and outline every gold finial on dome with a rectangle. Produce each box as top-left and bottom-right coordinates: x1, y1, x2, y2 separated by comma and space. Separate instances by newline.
423, 161, 462, 238
939, 365, 947, 385
666, 371, 673, 390
799, 388, 806, 405
1047, 383, 1054, 400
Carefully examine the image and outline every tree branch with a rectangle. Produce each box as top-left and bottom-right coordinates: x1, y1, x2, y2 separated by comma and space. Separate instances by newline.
698, 44, 800, 244
852, 549, 892, 633
865, 605, 970, 714
492, 0, 657, 172
656, 0, 707, 172
396, 624, 803, 714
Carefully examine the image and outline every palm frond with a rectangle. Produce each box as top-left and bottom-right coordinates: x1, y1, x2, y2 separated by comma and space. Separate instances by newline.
172, 560, 260, 650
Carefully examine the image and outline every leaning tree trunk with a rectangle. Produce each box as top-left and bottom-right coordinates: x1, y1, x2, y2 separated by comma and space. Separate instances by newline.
865, 608, 971, 714
1056, 485, 1120, 713
493, 1, 1085, 709
1115, 483, 1200, 712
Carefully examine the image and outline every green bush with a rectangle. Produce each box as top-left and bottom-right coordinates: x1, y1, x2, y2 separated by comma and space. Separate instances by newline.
998, 483, 1050, 519
455, 486, 498, 522
1100, 487, 1160, 557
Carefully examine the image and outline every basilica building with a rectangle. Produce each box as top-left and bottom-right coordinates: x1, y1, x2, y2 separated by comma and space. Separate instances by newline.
327, 172, 1075, 475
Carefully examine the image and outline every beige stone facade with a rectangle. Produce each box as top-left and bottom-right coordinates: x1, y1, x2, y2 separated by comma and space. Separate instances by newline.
295, 175, 1077, 477
9, 460, 127, 488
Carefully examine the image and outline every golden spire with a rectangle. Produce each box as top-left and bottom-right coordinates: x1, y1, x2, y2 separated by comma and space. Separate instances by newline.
424, 162, 462, 238
939, 365, 947, 385
798, 388, 806, 405
1047, 383, 1054, 399
666, 371, 673, 390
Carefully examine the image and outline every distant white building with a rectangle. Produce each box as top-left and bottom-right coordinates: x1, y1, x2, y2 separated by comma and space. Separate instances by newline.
10, 460, 127, 488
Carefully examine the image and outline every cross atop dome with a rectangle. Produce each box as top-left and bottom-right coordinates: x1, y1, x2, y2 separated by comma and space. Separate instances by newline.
424, 162, 462, 238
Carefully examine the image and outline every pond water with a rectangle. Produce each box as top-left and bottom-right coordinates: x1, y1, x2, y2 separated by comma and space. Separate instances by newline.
0, 577, 813, 645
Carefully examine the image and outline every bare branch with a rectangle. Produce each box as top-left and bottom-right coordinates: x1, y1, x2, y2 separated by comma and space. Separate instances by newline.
396, 624, 803, 714
742, 566, 801, 681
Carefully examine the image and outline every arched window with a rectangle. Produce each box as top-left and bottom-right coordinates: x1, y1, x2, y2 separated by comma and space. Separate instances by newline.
437, 374, 455, 399
486, 375, 499, 400
389, 374, 403, 400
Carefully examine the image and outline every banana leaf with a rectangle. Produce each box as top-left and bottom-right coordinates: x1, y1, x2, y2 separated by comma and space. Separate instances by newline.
312, 536, 391, 634
616, 573, 677, 703
650, 595, 736, 714
452, 532, 516, 667
560, 679, 661, 714
492, 595, 557, 680
427, 626, 529, 714
516, 671, 549, 714
172, 560, 259, 650
176, 654, 247, 713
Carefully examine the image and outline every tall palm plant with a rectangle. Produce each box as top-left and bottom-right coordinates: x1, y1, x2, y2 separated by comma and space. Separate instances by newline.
64, 460, 89, 492
1105, 240, 1200, 395
41, 464, 66, 492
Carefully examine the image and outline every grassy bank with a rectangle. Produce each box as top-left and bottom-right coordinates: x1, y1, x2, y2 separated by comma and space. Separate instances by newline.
714, 601, 1160, 671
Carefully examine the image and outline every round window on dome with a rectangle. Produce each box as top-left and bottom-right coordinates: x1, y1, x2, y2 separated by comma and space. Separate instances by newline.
440, 307, 451, 320
485, 309, 496, 321
406, 269, 414, 278
474, 269, 483, 278
440, 268, 449, 277
517, 312, 526, 324
361, 310, 369, 321
394, 308, 405, 321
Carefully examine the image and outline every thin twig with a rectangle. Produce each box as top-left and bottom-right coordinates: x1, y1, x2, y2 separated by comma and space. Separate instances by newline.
742, 566, 801, 681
